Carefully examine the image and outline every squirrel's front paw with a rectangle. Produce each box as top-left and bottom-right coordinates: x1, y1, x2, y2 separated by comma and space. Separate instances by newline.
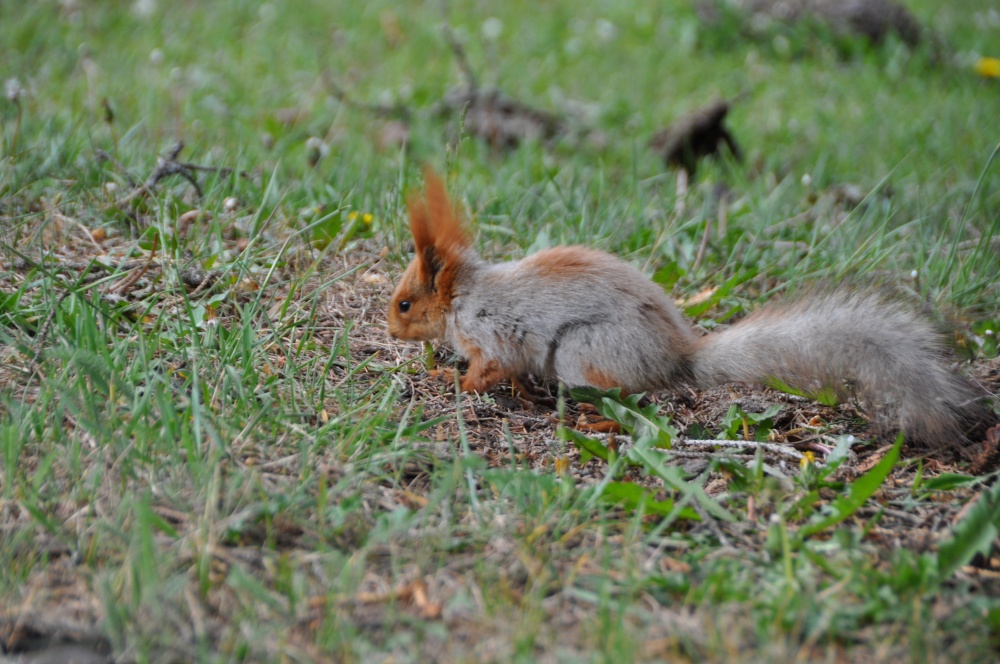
426, 367, 461, 387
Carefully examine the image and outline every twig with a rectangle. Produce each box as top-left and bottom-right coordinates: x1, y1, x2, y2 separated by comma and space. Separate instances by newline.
109, 141, 197, 209
675, 438, 806, 462
109, 236, 158, 294
8, 257, 143, 272
442, 23, 479, 92
663, 449, 757, 461
24, 289, 75, 378
95, 148, 139, 187
101, 141, 251, 221
693, 499, 732, 547
9, 255, 221, 292
577, 432, 808, 464
178, 265, 221, 293
692, 214, 712, 272
674, 169, 688, 217
323, 72, 412, 119
177, 161, 252, 179
717, 196, 728, 243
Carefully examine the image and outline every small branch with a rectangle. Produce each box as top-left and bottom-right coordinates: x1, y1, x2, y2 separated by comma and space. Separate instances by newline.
674, 169, 689, 217
9, 255, 221, 292
576, 432, 808, 465
442, 23, 479, 93
101, 141, 251, 220
693, 499, 732, 547
24, 289, 75, 378
94, 149, 139, 187
110, 237, 158, 294
178, 161, 252, 179
692, 215, 712, 272
323, 72, 412, 119
109, 141, 197, 209
676, 438, 805, 462
178, 265, 221, 292
7, 257, 142, 272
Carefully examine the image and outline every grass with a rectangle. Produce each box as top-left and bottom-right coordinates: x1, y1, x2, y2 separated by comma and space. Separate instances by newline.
2, 0, 1000, 661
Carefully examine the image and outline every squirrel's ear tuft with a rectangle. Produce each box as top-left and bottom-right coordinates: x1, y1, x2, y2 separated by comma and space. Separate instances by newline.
406, 167, 471, 288
407, 191, 432, 255
406, 194, 437, 287
422, 167, 471, 252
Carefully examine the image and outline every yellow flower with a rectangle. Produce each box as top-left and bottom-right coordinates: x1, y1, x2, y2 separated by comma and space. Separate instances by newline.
362, 213, 374, 224
799, 450, 816, 469
347, 211, 358, 221
554, 456, 570, 476
975, 57, 1000, 78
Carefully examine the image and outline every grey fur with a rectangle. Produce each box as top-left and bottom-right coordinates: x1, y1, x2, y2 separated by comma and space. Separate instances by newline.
443, 246, 992, 449
689, 291, 991, 446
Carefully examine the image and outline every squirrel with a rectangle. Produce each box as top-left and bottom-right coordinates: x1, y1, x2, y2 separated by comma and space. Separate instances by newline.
388, 169, 995, 452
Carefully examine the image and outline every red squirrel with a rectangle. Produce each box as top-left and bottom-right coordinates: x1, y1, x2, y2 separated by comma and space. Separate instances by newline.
388, 169, 994, 450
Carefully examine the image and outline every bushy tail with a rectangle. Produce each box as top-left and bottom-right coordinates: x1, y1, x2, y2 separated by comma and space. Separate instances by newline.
689, 291, 995, 450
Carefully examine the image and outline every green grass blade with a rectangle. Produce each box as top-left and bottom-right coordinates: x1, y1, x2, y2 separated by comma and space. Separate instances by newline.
797, 435, 903, 539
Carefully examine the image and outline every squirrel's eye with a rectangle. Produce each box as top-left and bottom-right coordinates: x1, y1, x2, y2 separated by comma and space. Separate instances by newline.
398, 300, 411, 314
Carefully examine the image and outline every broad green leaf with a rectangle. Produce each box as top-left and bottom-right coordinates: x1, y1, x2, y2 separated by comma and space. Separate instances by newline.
797, 435, 902, 539
936, 479, 1000, 578
21, 499, 62, 535
309, 209, 344, 249
628, 442, 734, 522
570, 387, 676, 448
682, 269, 757, 318
599, 481, 699, 520
918, 473, 983, 494
651, 261, 684, 289
747, 404, 783, 424
560, 425, 626, 465
766, 377, 840, 407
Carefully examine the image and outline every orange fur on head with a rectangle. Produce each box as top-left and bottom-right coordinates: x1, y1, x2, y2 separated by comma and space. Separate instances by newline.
388, 168, 473, 342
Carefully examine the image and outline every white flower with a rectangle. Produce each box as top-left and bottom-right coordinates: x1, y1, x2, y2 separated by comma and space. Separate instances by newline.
595, 19, 616, 43
132, 0, 156, 18
4, 78, 23, 102
481, 17, 503, 41
305, 137, 329, 166
305, 136, 328, 154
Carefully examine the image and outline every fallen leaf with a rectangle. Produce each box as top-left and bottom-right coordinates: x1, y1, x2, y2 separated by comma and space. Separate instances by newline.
679, 286, 718, 307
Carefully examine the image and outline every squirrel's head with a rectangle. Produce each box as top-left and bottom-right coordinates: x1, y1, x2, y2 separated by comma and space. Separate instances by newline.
388, 168, 471, 342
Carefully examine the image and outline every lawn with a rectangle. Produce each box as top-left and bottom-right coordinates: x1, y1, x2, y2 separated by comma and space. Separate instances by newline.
1, 0, 999, 661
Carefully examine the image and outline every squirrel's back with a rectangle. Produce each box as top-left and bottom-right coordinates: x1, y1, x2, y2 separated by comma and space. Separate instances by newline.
450, 246, 699, 392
